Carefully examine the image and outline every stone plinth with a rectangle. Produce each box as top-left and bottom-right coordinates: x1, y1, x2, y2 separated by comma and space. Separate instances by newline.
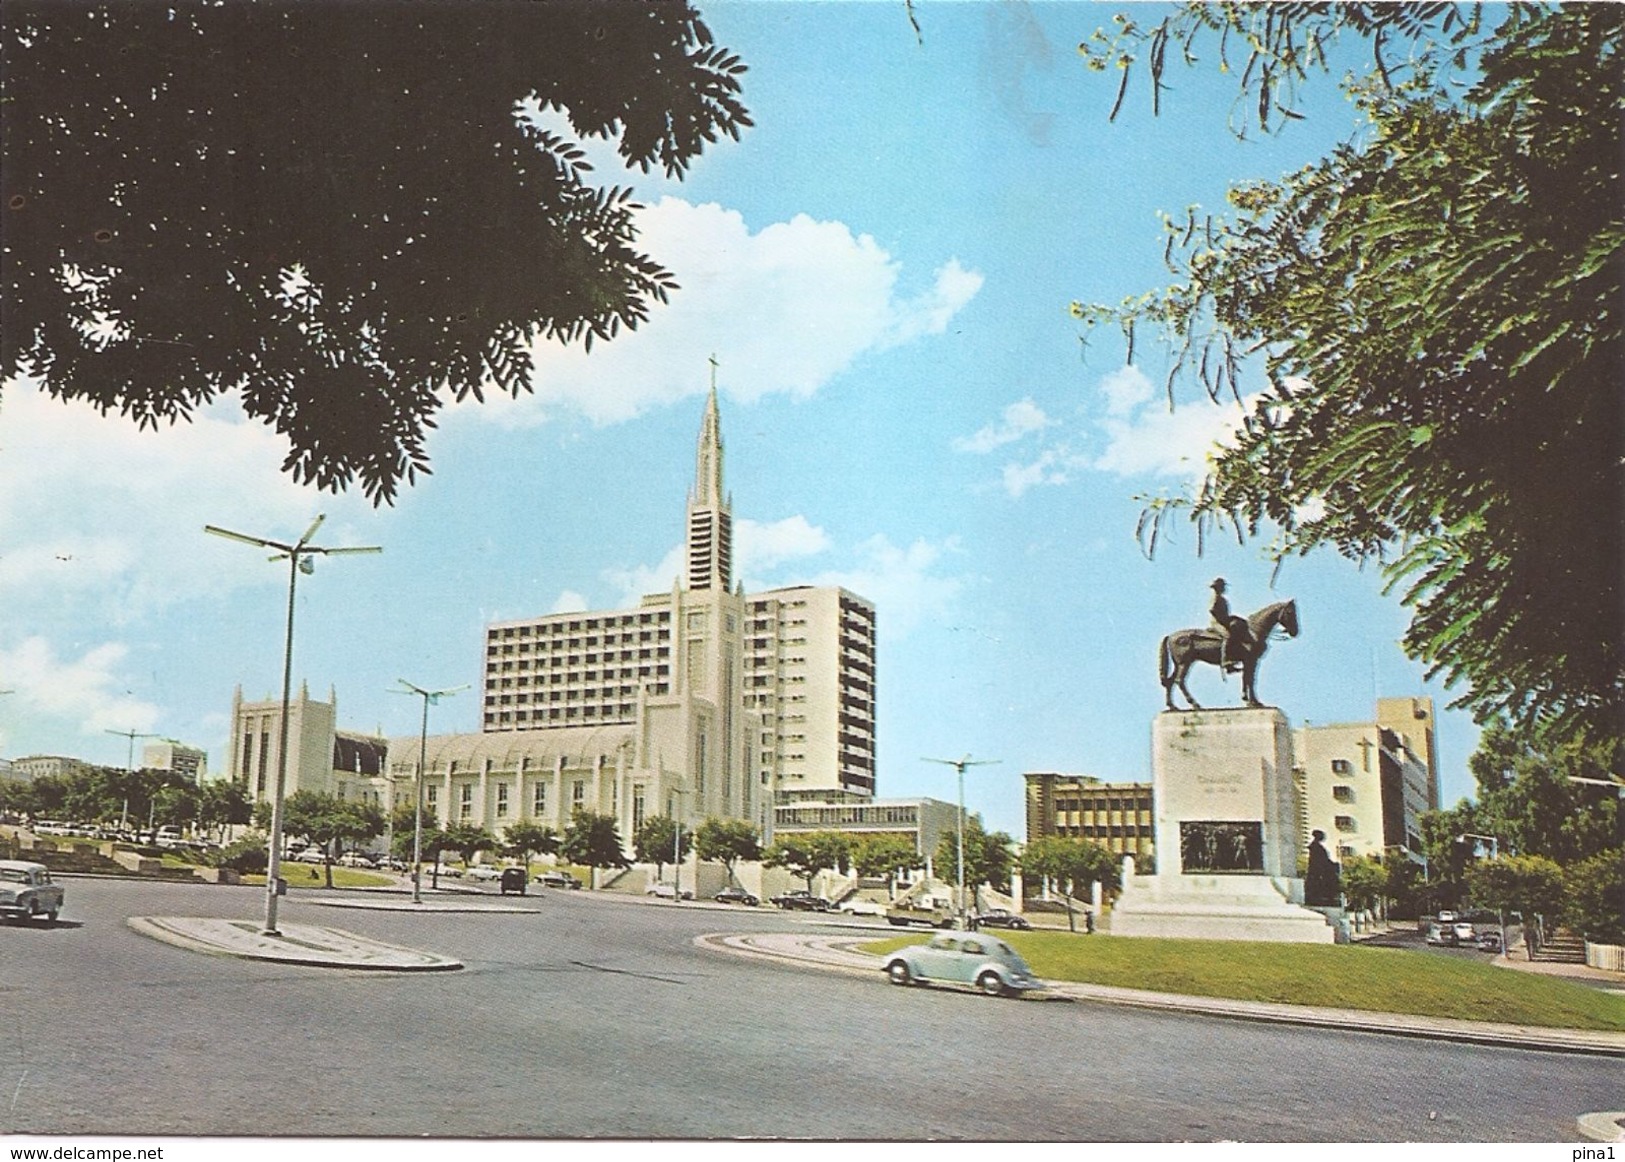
1113, 707, 1338, 943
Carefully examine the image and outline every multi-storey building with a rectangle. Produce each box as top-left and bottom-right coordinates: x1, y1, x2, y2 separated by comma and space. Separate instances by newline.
7, 755, 93, 783
226, 684, 388, 806
378, 382, 876, 846
1024, 772, 1156, 868
142, 740, 207, 782
1293, 697, 1438, 864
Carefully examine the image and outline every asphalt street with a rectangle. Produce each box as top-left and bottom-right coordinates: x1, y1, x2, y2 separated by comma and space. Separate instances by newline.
1, 878, 1618, 1140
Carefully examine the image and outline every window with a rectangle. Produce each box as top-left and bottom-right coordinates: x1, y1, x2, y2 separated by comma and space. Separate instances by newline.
533, 782, 547, 816
427, 785, 438, 809
1332, 785, 1355, 803
572, 780, 585, 809
1331, 758, 1353, 775
459, 784, 474, 820
1334, 815, 1356, 832
632, 785, 645, 831
496, 783, 509, 818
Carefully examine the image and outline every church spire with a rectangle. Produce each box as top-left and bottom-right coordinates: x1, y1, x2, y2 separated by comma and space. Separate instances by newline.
686, 357, 732, 590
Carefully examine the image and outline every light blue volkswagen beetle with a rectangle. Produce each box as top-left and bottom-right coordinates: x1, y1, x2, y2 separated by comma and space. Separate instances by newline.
883, 930, 1044, 997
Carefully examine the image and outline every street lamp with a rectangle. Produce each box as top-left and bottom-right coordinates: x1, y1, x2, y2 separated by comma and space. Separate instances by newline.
393, 680, 467, 904
924, 755, 1001, 929
1457, 831, 1501, 860
205, 515, 380, 935
105, 727, 158, 832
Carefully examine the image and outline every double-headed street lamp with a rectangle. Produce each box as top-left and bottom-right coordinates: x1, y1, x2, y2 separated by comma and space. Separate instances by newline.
105, 727, 158, 831
205, 515, 380, 936
393, 680, 467, 904
924, 754, 1001, 929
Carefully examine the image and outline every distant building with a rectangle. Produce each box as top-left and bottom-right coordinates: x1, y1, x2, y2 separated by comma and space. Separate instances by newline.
1024, 772, 1156, 868
227, 684, 388, 808
142, 741, 207, 782
8, 755, 93, 783
772, 796, 960, 858
1294, 697, 1439, 864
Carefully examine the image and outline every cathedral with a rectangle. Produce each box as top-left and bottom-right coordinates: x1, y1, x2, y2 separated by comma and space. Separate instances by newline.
228, 381, 878, 845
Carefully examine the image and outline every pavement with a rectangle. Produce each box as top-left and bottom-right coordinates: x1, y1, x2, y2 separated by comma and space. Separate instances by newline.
127, 914, 465, 971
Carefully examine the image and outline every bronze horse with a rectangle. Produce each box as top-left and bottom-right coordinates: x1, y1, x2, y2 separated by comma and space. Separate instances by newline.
1159, 599, 1299, 711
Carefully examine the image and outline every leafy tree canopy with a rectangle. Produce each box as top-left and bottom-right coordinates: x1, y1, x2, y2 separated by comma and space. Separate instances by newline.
1469, 720, 1620, 867
2, 1, 750, 503
442, 821, 498, 865
849, 833, 922, 880
691, 816, 761, 873
503, 820, 560, 866
763, 830, 849, 892
934, 818, 1015, 894
1076, 5, 1623, 745
632, 814, 689, 875
560, 810, 627, 871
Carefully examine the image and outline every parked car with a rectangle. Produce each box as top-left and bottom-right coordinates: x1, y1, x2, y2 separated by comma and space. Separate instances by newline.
1435, 910, 1458, 924
0, 860, 64, 924
883, 931, 1044, 997
886, 900, 955, 928
1478, 931, 1504, 953
1452, 921, 1476, 943
339, 852, 378, 869
467, 865, 504, 882
646, 882, 694, 900
972, 909, 1033, 931
499, 867, 528, 896
714, 887, 759, 906
294, 847, 327, 864
772, 890, 833, 912
838, 898, 888, 917
537, 871, 582, 890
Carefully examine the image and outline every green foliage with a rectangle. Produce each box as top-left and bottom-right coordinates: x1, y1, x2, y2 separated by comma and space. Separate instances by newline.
1563, 851, 1625, 945
849, 833, 923, 881
692, 817, 762, 875
1077, 6, 1624, 744
860, 930, 1625, 1031
502, 820, 560, 868
560, 811, 628, 873
277, 790, 385, 887
3, 2, 750, 503
211, 830, 269, 875
632, 815, 689, 877
442, 821, 498, 866
933, 818, 1016, 893
1469, 721, 1620, 866
763, 830, 850, 891
1467, 854, 1568, 931
1340, 855, 1387, 915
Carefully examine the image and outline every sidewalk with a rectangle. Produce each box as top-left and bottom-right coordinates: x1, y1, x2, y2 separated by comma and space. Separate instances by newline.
128, 915, 465, 971
699, 930, 1625, 1060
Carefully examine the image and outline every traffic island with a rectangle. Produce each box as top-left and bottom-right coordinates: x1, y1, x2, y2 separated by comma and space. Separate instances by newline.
128, 916, 463, 971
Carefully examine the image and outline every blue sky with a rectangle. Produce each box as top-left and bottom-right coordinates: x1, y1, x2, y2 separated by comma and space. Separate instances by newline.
0, 2, 1483, 837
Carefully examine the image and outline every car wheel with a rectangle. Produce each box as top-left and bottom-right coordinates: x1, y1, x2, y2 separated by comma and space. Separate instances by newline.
887, 961, 912, 986
977, 971, 1006, 997
45, 906, 58, 924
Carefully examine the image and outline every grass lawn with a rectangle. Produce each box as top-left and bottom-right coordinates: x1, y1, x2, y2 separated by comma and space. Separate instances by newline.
858, 931, 1625, 1032
243, 866, 394, 890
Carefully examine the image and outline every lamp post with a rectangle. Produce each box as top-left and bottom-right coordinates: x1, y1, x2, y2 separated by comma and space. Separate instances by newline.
924, 755, 1000, 929
105, 727, 158, 832
670, 786, 688, 901
205, 515, 380, 935
393, 680, 467, 904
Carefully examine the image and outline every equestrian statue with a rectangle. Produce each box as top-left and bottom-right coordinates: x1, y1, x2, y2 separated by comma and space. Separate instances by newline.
1159, 580, 1300, 710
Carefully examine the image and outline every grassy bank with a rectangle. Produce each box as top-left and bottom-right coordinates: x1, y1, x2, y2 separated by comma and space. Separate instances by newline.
859, 931, 1625, 1032
243, 867, 394, 890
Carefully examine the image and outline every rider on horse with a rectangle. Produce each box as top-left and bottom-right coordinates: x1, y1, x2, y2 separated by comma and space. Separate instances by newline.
1209, 578, 1254, 673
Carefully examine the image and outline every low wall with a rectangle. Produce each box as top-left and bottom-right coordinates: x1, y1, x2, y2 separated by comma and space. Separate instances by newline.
1585, 941, 1624, 973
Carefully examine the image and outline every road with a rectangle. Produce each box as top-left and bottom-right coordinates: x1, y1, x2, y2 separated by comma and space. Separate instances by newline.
1, 878, 1617, 1140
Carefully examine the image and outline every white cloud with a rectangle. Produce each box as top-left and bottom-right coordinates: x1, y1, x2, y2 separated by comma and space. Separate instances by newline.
954, 398, 1052, 454
547, 590, 590, 615
1100, 365, 1155, 417
793, 534, 964, 640
737, 515, 831, 572
1087, 365, 1257, 481
465, 198, 982, 428
602, 544, 685, 609
0, 636, 160, 741
0, 381, 371, 627
1001, 447, 1088, 498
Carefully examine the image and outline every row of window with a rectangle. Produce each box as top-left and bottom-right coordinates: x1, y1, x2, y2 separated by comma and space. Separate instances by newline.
491, 612, 671, 640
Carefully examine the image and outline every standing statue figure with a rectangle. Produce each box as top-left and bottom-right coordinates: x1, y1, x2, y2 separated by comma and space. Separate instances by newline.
1208, 578, 1255, 674
1303, 828, 1342, 907
1159, 593, 1300, 710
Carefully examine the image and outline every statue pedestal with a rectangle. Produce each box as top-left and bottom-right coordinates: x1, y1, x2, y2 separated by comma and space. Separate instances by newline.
1112, 707, 1339, 943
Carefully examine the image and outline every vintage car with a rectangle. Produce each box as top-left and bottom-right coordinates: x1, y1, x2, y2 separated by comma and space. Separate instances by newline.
882, 931, 1044, 997
714, 887, 760, 906
0, 860, 65, 924
537, 870, 582, 890
771, 890, 833, 912
971, 908, 1034, 931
